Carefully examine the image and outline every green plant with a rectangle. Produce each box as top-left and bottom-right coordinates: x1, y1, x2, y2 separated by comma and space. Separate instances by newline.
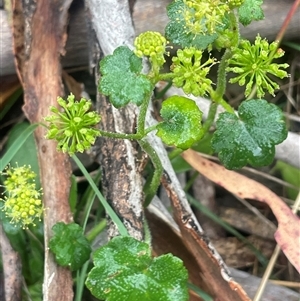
0, 0, 293, 300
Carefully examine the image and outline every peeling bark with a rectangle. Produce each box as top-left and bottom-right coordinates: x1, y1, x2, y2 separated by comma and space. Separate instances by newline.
11, 0, 74, 300
86, 0, 145, 240
0, 224, 22, 301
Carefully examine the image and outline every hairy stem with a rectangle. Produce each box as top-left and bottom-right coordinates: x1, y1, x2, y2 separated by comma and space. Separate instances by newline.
202, 102, 218, 134
138, 139, 163, 207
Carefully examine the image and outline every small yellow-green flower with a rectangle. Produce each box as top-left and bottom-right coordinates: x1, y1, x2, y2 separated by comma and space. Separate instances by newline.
134, 31, 167, 66
182, 0, 230, 35
226, 35, 289, 98
171, 47, 216, 96
227, 0, 245, 9
45, 93, 101, 155
1, 165, 43, 229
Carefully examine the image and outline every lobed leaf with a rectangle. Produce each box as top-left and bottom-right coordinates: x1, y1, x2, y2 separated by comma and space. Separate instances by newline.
86, 236, 188, 301
156, 96, 203, 149
49, 222, 91, 271
211, 99, 287, 169
238, 0, 264, 26
165, 0, 218, 49
99, 46, 153, 108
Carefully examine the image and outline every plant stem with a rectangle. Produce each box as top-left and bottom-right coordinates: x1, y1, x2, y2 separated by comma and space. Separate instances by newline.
137, 93, 152, 137
86, 219, 107, 242
144, 124, 159, 136
168, 148, 184, 160
99, 130, 141, 140
215, 49, 232, 99
158, 73, 176, 81
202, 102, 218, 134
210, 49, 235, 114
138, 139, 163, 207
72, 154, 128, 236
275, 0, 300, 45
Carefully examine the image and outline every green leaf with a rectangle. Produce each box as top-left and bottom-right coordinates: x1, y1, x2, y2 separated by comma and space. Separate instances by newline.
156, 96, 203, 149
99, 46, 153, 108
165, 0, 218, 49
0, 123, 39, 173
238, 0, 264, 26
171, 156, 192, 174
86, 236, 188, 301
211, 99, 287, 169
4, 122, 40, 189
274, 161, 300, 200
69, 175, 77, 214
49, 222, 91, 271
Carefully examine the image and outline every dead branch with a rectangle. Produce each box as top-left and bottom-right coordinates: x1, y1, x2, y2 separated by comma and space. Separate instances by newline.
85, 0, 145, 240
0, 223, 22, 301
11, 0, 74, 300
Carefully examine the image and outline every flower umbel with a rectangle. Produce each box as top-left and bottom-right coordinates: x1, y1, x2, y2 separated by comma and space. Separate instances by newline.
1, 165, 43, 229
134, 31, 167, 67
181, 0, 230, 35
171, 47, 216, 96
45, 93, 101, 155
226, 35, 289, 98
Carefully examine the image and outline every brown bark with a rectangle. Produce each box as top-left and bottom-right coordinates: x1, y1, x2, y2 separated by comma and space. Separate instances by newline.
0, 224, 22, 301
86, 0, 145, 240
95, 93, 145, 240
11, 0, 74, 300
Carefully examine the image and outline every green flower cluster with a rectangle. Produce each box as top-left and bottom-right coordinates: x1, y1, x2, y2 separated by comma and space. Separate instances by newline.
226, 35, 289, 98
227, 0, 245, 9
134, 31, 167, 66
181, 0, 230, 35
45, 94, 101, 155
1, 165, 43, 229
171, 47, 215, 96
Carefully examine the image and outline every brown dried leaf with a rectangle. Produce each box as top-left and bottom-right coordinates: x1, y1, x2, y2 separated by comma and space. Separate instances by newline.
182, 149, 300, 273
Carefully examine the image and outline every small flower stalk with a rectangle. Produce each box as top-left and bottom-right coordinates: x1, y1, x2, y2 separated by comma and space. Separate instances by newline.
226, 35, 289, 98
171, 47, 216, 96
45, 93, 101, 155
0, 165, 43, 229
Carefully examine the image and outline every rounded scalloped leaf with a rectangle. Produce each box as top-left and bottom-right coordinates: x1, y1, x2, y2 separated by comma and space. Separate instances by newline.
99, 46, 153, 108
211, 99, 287, 169
238, 0, 264, 26
156, 96, 203, 149
85, 236, 188, 301
49, 222, 91, 271
165, 0, 217, 49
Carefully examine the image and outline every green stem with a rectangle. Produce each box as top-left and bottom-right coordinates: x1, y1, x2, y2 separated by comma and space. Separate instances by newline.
144, 124, 159, 136
228, 10, 240, 48
184, 171, 199, 192
154, 81, 173, 99
99, 130, 141, 140
136, 93, 152, 137
72, 154, 128, 236
214, 49, 232, 99
202, 102, 218, 134
86, 219, 107, 242
75, 213, 106, 301
168, 148, 184, 160
138, 139, 163, 207
158, 73, 176, 81
211, 47, 235, 114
